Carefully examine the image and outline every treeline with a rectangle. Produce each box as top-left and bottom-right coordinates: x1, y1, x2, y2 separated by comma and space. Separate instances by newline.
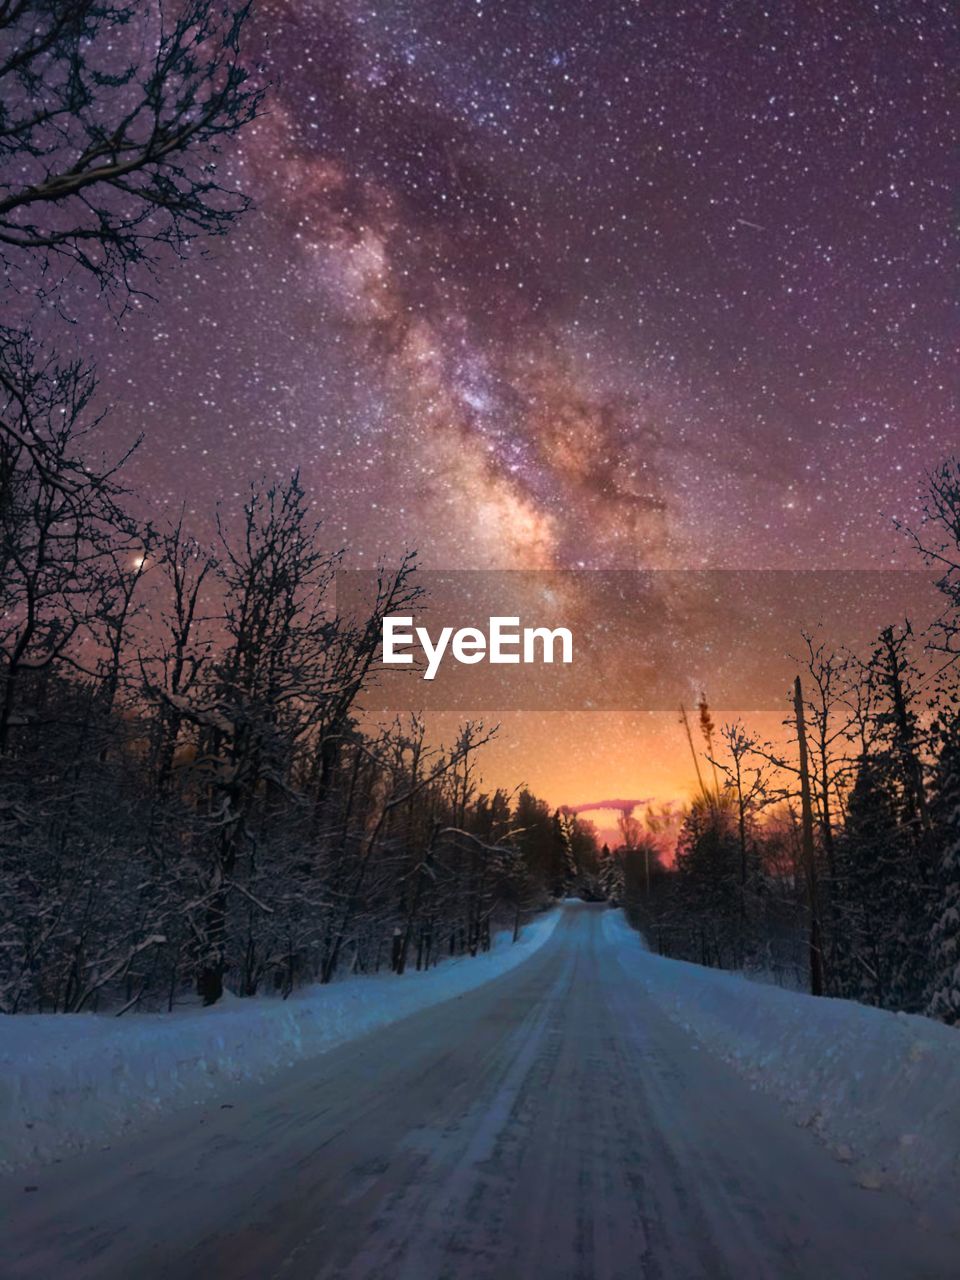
0, 2, 593, 1013
607, 464, 960, 1024
0, 365, 603, 1011
0, 474, 574, 1012
0, 371, 593, 1011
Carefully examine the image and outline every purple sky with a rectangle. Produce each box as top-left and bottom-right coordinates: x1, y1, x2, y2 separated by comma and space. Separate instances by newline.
73, 0, 953, 578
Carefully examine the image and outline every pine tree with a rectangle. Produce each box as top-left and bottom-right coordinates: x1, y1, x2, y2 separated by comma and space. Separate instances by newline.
833, 757, 901, 1004
599, 843, 624, 904
512, 790, 563, 900
927, 725, 960, 1023
832, 754, 929, 1009
674, 798, 742, 968
833, 627, 934, 1011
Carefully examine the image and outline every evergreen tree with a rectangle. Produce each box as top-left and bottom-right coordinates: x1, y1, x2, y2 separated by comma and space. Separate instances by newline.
513, 790, 564, 899
927, 723, 960, 1023
599, 843, 624, 904
832, 755, 928, 1009
673, 798, 741, 968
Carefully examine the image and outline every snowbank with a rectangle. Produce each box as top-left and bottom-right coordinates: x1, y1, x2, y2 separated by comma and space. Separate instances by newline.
604, 911, 960, 1206
0, 910, 559, 1171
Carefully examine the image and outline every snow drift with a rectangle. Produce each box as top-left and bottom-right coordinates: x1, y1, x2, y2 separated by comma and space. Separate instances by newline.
605, 910, 960, 1206
0, 910, 560, 1171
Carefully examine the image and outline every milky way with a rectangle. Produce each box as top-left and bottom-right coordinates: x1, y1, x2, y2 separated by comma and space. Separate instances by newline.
82, 0, 956, 807
92, 0, 955, 575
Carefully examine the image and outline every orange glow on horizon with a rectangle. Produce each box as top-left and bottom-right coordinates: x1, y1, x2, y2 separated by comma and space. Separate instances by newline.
418, 706, 794, 842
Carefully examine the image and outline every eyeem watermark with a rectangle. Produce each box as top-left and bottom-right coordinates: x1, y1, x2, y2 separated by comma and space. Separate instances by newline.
382, 615, 574, 680
335, 569, 942, 711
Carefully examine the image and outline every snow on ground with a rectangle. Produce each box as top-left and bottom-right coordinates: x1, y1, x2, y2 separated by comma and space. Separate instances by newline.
605, 909, 960, 1206
0, 910, 560, 1172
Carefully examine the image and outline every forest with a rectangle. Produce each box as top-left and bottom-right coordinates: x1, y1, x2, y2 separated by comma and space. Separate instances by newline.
608, 485, 960, 1024
1, 2, 958, 1031
0, 446, 589, 1013
0, 1, 596, 1015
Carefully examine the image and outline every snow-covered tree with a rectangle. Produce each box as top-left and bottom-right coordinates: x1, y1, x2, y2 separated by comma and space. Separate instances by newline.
832, 757, 906, 1006
927, 725, 960, 1023
599, 843, 625, 904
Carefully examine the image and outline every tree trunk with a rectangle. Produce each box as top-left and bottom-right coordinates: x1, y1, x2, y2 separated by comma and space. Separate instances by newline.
795, 676, 825, 996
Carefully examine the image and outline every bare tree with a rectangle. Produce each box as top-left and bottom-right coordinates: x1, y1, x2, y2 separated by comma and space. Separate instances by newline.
167, 474, 340, 1002
318, 720, 497, 984
139, 513, 218, 790
0, 0, 262, 301
0, 338, 134, 753
712, 720, 776, 898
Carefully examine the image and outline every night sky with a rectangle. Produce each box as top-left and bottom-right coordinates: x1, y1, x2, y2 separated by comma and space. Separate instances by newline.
90, 1, 956, 811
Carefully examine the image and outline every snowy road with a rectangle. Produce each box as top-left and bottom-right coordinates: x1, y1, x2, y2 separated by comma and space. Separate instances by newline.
2, 903, 956, 1279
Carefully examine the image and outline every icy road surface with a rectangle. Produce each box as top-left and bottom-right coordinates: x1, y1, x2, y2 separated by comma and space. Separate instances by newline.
2, 903, 957, 1279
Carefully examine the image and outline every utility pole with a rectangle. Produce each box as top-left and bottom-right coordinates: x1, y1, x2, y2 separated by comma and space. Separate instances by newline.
794, 676, 825, 996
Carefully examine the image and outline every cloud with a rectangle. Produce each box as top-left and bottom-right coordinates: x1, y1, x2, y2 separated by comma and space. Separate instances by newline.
564, 798, 651, 816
